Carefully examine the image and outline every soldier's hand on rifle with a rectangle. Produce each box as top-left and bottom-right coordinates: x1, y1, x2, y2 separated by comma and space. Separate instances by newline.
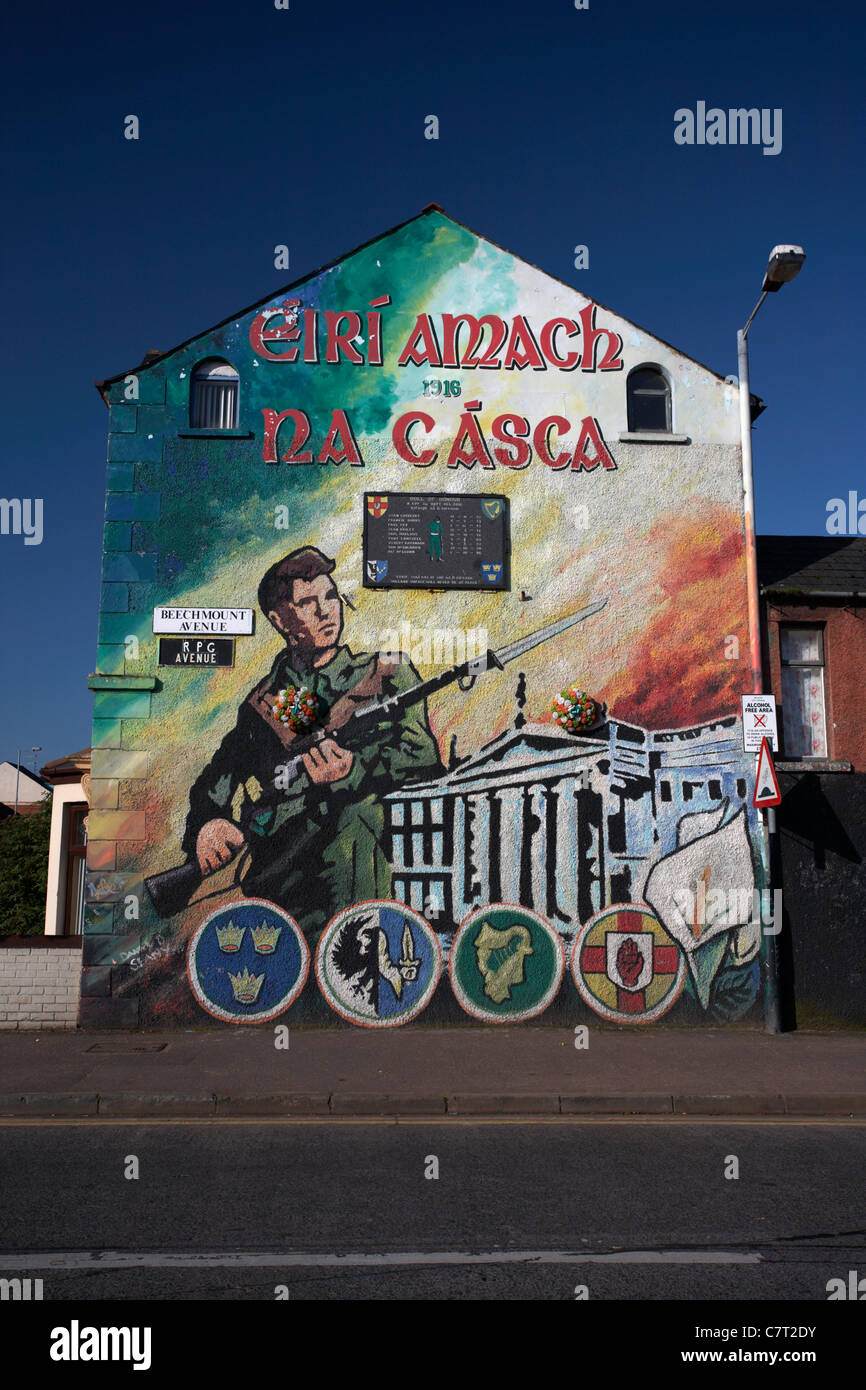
196, 819, 246, 875
302, 738, 354, 784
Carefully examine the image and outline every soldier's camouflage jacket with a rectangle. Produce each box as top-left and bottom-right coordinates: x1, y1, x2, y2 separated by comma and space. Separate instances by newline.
181, 643, 444, 931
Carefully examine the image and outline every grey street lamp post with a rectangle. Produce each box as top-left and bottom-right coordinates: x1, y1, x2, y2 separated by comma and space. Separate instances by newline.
738, 245, 806, 693
12, 746, 44, 814
737, 244, 805, 1034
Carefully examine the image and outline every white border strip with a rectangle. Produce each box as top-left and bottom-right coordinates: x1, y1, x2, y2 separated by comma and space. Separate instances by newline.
0, 1250, 762, 1269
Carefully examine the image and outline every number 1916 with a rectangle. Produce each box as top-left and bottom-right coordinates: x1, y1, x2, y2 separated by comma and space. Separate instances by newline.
422, 379, 461, 397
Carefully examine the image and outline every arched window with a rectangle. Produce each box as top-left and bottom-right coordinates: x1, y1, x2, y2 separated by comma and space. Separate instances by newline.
190, 358, 239, 429
627, 365, 671, 433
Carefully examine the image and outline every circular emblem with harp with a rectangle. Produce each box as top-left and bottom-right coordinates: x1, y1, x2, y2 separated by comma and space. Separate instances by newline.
449, 904, 564, 1022
316, 900, 441, 1027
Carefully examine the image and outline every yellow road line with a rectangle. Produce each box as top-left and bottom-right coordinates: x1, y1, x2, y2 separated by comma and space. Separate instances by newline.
0, 1116, 863, 1128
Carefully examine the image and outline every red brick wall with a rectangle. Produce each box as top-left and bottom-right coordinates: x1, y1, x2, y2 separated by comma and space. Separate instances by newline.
763, 600, 866, 770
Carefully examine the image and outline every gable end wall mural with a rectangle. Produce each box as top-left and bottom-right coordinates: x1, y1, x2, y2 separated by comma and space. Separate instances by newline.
85, 208, 767, 1029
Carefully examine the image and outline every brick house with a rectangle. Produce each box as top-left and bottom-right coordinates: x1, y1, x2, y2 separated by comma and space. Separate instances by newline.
758, 535, 866, 1026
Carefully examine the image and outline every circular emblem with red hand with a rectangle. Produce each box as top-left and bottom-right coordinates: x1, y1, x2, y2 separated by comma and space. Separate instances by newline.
571, 903, 685, 1024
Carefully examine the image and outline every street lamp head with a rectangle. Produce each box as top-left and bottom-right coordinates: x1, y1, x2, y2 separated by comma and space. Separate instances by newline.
762, 245, 806, 292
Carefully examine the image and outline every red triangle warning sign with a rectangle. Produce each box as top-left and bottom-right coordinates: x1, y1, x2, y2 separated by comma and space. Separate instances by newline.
753, 737, 782, 808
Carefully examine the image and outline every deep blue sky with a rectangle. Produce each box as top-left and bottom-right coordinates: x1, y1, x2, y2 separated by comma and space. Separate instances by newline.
1, 0, 862, 766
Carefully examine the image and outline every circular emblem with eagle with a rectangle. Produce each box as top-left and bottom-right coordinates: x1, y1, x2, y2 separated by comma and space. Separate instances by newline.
570, 903, 686, 1023
449, 904, 564, 1023
316, 901, 442, 1027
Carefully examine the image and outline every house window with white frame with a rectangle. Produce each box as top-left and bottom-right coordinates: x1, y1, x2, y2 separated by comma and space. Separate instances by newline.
64, 804, 87, 934
780, 625, 828, 758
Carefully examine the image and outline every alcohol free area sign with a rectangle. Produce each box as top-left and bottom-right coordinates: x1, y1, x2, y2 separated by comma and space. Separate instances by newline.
741, 694, 778, 752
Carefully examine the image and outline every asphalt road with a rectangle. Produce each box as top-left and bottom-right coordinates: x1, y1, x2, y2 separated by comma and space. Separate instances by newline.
1, 1118, 863, 1301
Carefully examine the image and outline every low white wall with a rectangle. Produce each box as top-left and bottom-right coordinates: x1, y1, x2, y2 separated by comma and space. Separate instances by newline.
0, 942, 81, 1029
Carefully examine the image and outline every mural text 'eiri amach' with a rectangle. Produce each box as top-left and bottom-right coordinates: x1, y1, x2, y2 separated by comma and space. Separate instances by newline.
87, 206, 766, 1031
258, 299, 621, 472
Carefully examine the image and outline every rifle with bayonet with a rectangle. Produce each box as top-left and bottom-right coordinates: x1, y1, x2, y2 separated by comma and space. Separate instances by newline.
144, 597, 607, 918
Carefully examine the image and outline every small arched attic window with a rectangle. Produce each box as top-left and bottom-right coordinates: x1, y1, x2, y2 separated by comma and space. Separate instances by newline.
190, 357, 239, 429
627, 365, 671, 433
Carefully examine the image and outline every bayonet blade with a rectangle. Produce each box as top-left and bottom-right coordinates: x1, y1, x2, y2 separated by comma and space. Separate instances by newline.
493, 598, 607, 666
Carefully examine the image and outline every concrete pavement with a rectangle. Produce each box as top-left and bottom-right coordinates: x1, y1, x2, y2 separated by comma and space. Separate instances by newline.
0, 1026, 864, 1117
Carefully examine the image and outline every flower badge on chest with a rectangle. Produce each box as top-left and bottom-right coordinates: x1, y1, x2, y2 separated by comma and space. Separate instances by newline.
272, 685, 321, 733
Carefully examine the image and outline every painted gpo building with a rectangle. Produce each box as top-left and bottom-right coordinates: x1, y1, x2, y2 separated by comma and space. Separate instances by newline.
386, 707, 750, 937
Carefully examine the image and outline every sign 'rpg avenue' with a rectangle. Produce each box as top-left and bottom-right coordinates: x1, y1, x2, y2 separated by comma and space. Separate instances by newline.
90, 205, 768, 1032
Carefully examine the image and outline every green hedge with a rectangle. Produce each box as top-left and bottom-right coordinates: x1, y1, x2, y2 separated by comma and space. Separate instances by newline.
0, 798, 53, 935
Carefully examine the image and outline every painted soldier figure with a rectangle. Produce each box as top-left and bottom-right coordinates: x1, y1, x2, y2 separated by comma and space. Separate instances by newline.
180, 547, 444, 935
